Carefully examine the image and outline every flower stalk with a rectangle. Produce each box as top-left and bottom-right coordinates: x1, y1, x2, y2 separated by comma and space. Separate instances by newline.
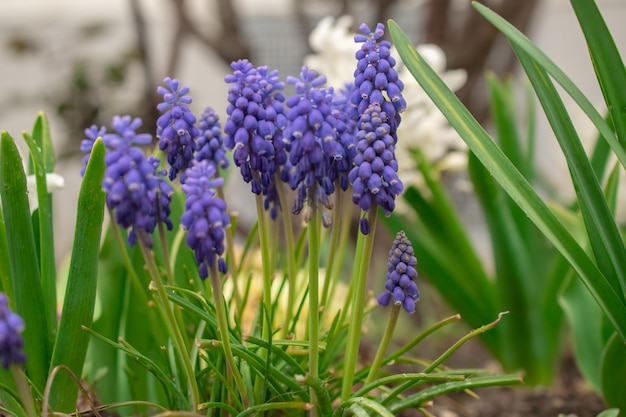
341, 203, 379, 400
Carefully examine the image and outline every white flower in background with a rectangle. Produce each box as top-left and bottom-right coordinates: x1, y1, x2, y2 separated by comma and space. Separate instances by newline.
26, 173, 65, 213
304, 15, 357, 90
304, 16, 468, 195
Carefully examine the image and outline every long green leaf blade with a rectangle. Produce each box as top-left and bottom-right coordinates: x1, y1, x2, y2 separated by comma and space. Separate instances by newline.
515, 45, 626, 302
22, 131, 57, 349
0, 131, 50, 391
388, 19, 626, 342
472, 2, 626, 173
49, 138, 106, 412
570, 0, 626, 149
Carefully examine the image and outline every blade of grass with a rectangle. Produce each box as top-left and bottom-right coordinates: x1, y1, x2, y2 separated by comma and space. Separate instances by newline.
570, 0, 626, 148
472, 2, 626, 173
0, 209, 13, 298
515, 44, 626, 301
0, 131, 50, 392
388, 19, 626, 342
22, 131, 56, 349
48, 138, 106, 412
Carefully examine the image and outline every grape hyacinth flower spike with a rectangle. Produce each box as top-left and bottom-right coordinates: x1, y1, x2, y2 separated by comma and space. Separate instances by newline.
284, 66, 340, 217
98, 116, 170, 247
350, 22, 406, 134
349, 22, 405, 234
378, 231, 420, 314
223, 59, 288, 218
196, 107, 230, 170
0, 293, 26, 369
156, 77, 200, 181
181, 160, 230, 280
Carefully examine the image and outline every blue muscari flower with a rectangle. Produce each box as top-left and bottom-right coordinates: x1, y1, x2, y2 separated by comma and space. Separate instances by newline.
377, 231, 419, 314
0, 293, 26, 368
350, 23, 406, 139
148, 156, 174, 233
196, 107, 230, 169
224, 59, 287, 218
348, 103, 403, 233
330, 84, 357, 191
80, 125, 107, 176
99, 116, 166, 247
284, 66, 340, 215
181, 160, 230, 279
157, 77, 200, 181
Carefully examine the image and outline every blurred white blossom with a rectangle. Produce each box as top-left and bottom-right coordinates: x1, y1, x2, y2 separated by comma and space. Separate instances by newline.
26, 173, 65, 213
304, 16, 468, 195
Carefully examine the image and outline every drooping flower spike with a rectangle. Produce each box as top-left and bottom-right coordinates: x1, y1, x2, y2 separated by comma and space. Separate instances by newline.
0, 293, 26, 369
284, 66, 340, 216
181, 160, 230, 280
195, 107, 230, 170
350, 22, 406, 136
349, 22, 405, 234
224, 59, 287, 218
156, 77, 200, 182
349, 103, 403, 232
378, 231, 419, 314
88, 115, 171, 247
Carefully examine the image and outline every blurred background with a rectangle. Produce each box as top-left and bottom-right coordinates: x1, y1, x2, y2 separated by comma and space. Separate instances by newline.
1, 0, 625, 261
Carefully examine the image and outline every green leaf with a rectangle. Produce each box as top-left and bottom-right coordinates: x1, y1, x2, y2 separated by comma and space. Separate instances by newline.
472, 2, 626, 173
570, 0, 626, 151
560, 272, 604, 391
0, 209, 13, 298
48, 138, 106, 412
600, 332, 626, 411
22, 131, 57, 349
0, 131, 50, 392
388, 19, 626, 342
514, 44, 626, 305
29, 111, 55, 174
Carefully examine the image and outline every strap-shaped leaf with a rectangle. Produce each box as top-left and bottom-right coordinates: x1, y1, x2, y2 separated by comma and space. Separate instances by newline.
515, 44, 626, 304
0, 131, 50, 391
22, 131, 57, 350
570, 0, 626, 150
473, 2, 626, 173
48, 138, 106, 412
388, 19, 626, 342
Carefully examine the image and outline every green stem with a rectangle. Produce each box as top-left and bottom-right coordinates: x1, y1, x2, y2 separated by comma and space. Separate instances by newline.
11, 365, 35, 417
207, 262, 248, 408
320, 183, 344, 317
341, 204, 379, 401
335, 230, 364, 335
276, 177, 297, 338
158, 220, 175, 286
216, 180, 242, 314
136, 230, 200, 411
108, 209, 151, 304
307, 197, 322, 416
365, 305, 400, 384
251, 173, 274, 403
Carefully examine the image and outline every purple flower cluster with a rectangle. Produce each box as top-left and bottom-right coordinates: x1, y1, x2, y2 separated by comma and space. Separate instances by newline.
284, 67, 340, 215
157, 77, 200, 181
330, 85, 357, 192
224, 60, 287, 196
348, 22, 405, 234
0, 293, 26, 369
81, 115, 173, 247
378, 231, 419, 314
350, 23, 406, 136
196, 107, 230, 170
181, 160, 230, 279
349, 103, 403, 233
